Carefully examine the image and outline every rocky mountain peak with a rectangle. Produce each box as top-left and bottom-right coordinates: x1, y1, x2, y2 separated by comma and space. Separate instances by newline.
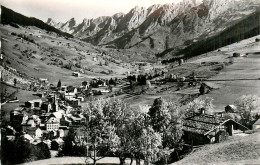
46, 0, 260, 52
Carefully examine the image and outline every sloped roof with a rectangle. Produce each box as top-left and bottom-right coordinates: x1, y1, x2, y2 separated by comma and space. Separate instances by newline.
47, 117, 59, 123
183, 113, 223, 135
253, 118, 260, 125
27, 119, 36, 126
225, 105, 237, 110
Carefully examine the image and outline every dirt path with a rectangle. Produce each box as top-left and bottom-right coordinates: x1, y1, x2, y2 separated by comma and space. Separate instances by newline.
20, 157, 141, 165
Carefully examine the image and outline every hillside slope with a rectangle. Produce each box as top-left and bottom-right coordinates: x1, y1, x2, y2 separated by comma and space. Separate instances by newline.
174, 131, 260, 165
176, 9, 260, 58
1, 6, 73, 38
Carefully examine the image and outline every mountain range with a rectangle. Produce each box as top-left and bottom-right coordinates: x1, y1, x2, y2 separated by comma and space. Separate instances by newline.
46, 0, 260, 57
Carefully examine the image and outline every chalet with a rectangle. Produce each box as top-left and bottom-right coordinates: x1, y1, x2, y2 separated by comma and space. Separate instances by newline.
53, 110, 65, 120
233, 53, 240, 57
46, 117, 60, 131
35, 128, 43, 138
23, 134, 34, 143
57, 129, 65, 138
41, 102, 52, 113
253, 118, 260, 130
39, 78, 48, 83
25, 99, 43, 109
77, 96, 84, 102
225, 105, 237, 113
10, 108, 24, 130
72, 72, 80, 77
22, 117, 37, 132
199, 82, 219, 95
60, 86, 68, 94
60, 116, 72, 127
67, 99, 80, 108
64, 93, 76, 101
82, 81, 90, 89
33, 92, 45, 98
182, 109, 248, 145
25, 127, 37, 137
91, 88, 110, 95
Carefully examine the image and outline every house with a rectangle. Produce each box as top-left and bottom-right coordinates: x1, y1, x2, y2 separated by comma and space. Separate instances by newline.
72, 72, 80, 77
60, 115, 72, 127
53, 110, 65, 120
39, 78, 48, 88
35, 127, 43, 138
25, 127, 37, 137
33, 92, 45, 98
10, 109, 24, 130
64, 93, 75, 101
46, 117, 60, 131
23, 134, 34, 143
82, 81, 90, 89
57, 129, 65, 138
25, 99, 43, 109
233, 53, 240, 57
60, 86, 68, 94
41, 102, 52, 113
182, 109, 248, 145
22, 117, 37, 132
77, 96, 84, 102
253, 118, 260, 130
63, 86, 78, 100
67, 99, 80, 108
225, 105, 237, 113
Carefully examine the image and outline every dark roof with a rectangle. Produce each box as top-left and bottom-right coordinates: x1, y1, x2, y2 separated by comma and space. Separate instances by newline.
183, 112, 223, 135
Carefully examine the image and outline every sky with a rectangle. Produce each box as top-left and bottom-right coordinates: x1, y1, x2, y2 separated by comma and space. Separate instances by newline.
1, 0, 183, 23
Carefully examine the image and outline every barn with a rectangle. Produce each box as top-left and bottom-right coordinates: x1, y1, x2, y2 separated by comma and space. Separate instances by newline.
253, 118, 260, 130
225, 105, 237, 113
233, 53, 241, 57
182, 109, 248, 145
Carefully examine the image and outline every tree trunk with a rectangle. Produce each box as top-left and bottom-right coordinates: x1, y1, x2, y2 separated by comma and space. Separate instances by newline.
93, 159, 97, 165
136, 158, 141, 165
119, 157, 126, 165
130, 157, 133, 165
144, 160, 150, 165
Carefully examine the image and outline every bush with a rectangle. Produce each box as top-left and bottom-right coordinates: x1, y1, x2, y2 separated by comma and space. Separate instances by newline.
33, 142, 51, 160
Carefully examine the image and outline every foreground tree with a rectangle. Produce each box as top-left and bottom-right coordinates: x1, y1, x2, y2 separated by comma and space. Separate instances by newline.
186, 97, 214, 114
58, 128, 78, 156
102, 99, 136, 165
2, 133, 32, 164
148, 98, 183, 162
136, 126, 162, 165
83, 99, 120, 165
234, 95, 260, 126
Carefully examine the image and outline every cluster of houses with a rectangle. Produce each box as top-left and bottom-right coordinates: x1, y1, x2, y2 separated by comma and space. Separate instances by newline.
5, 73, 260, 152
5, 77, 115, 150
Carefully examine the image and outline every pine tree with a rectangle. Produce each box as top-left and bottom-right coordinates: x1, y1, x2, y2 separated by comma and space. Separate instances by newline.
57, 80, 61, 88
